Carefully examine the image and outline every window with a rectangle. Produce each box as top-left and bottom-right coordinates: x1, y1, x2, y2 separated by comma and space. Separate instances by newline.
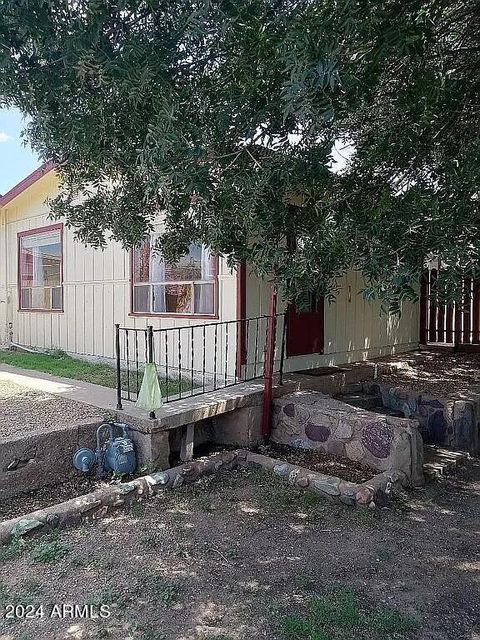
132, 237, 217, 315
18, 225, 63, 311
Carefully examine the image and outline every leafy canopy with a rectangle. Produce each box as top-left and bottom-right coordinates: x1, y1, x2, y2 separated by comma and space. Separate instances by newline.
1, 0, 478, 310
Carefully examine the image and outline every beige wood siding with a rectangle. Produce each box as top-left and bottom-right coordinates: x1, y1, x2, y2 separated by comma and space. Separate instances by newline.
0, 173, 238, 364
0, 170, 419, 372
245, 267, 419, 371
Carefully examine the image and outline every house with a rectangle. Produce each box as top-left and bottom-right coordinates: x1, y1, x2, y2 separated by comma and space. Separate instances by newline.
0, 164, 419, 384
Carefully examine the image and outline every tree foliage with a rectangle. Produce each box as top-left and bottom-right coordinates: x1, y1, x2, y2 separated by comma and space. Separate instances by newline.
1, 0, 479, 310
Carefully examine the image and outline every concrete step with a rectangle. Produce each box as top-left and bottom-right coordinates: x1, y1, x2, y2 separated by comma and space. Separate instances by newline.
423, 445, 470, 480
369, 406, 405, 418
338, 393, 383, 410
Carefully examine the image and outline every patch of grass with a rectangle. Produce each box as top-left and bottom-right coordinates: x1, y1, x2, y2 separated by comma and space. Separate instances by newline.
91, 585, 129, 609
355, 507, 377, 525
31, 537, 70, 564
0, 348, 190, 395
130, 501, 146, 518
140, 533, 161, 549
280, 588, 421, 639
205, 636, 235, 640
372, 607, 421, 633
294, 572, 316, 592
0, 536, 27, 562
130, 623, 166, 640
143, 575, 181, 607
0, 581, 10, 605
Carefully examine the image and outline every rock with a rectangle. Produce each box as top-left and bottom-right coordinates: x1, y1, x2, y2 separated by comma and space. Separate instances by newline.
288, 469, 300, 485
119, 482, 137, 494
146, 471, 170, 486
305, 423, 331, 442
273, 463, 290, 477
345, 440, 365, 461
296, 476, 310, 488
312, 476, 340, 496
283, 403, 295, 417
339, 492, 356, 506
326, 440, 346, 457
78, 499, 102, 514
11, 518, 44, 537
361, 422, 394, 459
334, 420, 353, 439
172, 475, 184, 488
291, 438, 312, 449
355, 486, 374, 505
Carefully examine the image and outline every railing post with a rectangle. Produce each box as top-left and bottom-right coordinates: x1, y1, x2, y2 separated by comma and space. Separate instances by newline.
278, 311, 287, 386
147, 325, 156, 419
115, 323, 123, 410
261, 285, 277, 439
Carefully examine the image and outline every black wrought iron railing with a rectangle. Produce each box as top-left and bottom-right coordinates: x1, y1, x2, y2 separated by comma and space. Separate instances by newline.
115, 314, 287, 411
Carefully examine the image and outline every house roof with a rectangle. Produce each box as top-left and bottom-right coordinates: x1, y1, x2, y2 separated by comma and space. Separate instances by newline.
0, 161, 55, 208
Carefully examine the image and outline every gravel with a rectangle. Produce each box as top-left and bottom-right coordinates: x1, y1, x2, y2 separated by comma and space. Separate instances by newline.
256, 442, 376, 483
0, 380, 106, 440
377, 350, 480, 400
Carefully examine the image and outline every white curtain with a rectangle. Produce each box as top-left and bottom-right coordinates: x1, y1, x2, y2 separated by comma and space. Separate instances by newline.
194, 246, 214, 314
151, 233, 166, 312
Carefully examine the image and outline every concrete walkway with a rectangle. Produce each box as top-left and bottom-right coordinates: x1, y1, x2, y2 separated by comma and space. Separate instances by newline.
0, 363, 267, 431
0, 360, 379, 433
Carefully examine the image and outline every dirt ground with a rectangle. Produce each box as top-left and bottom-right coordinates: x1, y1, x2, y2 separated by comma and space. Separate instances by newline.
0, 461, 479, 640
0, 380, 105, 440
376, 350, 480, 400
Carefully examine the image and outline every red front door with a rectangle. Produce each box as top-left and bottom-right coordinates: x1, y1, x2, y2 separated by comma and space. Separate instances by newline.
286, 296, 324, 357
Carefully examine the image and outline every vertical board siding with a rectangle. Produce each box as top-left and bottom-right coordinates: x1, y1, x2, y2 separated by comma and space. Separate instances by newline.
3, 174, 238, 359
246, 268, 419, 370
420, 269, 480, 346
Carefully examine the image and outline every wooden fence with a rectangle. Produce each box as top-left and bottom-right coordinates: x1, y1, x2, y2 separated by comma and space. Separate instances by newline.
420, 269, 480, 347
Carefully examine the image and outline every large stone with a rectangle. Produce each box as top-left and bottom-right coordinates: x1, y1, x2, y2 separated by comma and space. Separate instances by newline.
361, 422, 394, 459
11, 518, 44, 537
453, 401, 478, 453
334, 420, 353, 439
312, 476, 341, 496
305, 422, 331, 442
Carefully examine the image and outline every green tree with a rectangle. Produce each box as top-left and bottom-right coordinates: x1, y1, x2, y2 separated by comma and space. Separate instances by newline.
1, 0, 478, 310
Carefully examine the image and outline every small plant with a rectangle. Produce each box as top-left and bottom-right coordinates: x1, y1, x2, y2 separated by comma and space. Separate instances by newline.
294, 572, 316, 591
130, 502, 145, 518
144, 575, 181, 608
0, 536, 26, 562
280, 588, 421, 639
139, 461, 157, 475
31, 537, 69, 564
130, 623, 166, 640
376, 549, 393, 562
372, 607, 421, 633
88, 585, 129, 609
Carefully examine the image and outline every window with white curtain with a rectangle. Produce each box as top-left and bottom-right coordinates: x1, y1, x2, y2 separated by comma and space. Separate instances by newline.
132, 236, 217, 315
18, 226, 63, 311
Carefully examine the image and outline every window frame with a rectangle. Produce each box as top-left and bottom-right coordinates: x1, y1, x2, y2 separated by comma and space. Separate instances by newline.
17, 223, 64, 313
129, 241, 219, 319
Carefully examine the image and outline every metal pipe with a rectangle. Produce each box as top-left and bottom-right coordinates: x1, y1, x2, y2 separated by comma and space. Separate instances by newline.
147, 325, 156, 419
115, 324, 123, 410
261, 285, 278, 439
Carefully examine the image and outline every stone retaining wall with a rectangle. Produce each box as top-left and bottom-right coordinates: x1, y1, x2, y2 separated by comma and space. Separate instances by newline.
0, 450, 403, 546
272, 391, 424, 486
363, 381, 479, 455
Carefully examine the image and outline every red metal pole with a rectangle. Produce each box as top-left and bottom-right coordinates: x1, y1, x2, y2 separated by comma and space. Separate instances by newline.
261, 284, 278, 438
